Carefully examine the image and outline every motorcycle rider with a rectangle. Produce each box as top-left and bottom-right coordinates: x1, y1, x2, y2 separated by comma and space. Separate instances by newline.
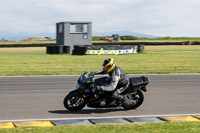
92, 58, 135, 105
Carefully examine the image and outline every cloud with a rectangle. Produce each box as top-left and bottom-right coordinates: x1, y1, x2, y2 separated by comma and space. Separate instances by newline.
0, 0, 200, 37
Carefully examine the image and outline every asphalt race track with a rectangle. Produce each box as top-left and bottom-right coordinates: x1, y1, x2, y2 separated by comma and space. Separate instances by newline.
0, 74, 200, 121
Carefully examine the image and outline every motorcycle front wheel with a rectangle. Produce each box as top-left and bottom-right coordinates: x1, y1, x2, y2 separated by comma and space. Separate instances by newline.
63, 92, 86, 111
122, 90, 144, 110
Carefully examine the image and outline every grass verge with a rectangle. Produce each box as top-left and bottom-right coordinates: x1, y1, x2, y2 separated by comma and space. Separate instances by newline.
145, 45, 200, 52
0, 47, 46, 53
1, 122, 200, 133
0, 46, 200, 76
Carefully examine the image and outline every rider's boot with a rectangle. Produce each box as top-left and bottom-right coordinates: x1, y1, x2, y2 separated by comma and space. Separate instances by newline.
112, 89, 136, 106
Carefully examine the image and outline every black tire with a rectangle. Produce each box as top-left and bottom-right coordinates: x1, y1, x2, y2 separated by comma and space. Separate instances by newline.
122, 90, 144, 110
63, 92, 86, 111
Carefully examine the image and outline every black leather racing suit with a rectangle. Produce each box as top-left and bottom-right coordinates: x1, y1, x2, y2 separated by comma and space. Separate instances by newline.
95, 66, 129, 95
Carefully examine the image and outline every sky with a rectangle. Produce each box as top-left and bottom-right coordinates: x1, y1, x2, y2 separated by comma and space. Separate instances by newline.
0, 0, 200, 38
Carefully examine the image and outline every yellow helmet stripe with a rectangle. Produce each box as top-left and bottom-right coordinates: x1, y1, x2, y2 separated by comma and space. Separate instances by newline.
107, 63, 116, 73
105, 58, 114, 67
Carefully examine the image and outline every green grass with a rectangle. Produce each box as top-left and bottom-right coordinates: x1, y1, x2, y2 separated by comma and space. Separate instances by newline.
0, 52, 200, 76
0, 40, 56, 45
93, 36, 200, 42
137, 37, 200, 42
0, 45, 200, 76
1, 122, 200, 133
0, 47, 46, 52
145, 45, 200, 52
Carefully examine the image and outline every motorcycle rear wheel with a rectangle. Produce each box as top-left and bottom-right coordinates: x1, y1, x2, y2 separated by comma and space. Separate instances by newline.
63, 93, 86, 111
122, 90, 144, 110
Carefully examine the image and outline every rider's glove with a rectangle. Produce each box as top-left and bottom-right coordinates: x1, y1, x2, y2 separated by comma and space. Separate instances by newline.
91, 72, 97, 76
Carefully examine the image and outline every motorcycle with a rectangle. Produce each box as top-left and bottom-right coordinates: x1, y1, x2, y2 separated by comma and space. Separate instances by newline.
63, 70, 149, 111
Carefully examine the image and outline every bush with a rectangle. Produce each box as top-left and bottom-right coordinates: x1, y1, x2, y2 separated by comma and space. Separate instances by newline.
120, 36, 137, 40
92, 36, 100, 41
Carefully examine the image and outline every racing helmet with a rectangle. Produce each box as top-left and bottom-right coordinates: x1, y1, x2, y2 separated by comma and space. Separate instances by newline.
102, 58, 116, 73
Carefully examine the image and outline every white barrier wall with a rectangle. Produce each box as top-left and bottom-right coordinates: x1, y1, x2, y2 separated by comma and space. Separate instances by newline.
85, 46, 137, 55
